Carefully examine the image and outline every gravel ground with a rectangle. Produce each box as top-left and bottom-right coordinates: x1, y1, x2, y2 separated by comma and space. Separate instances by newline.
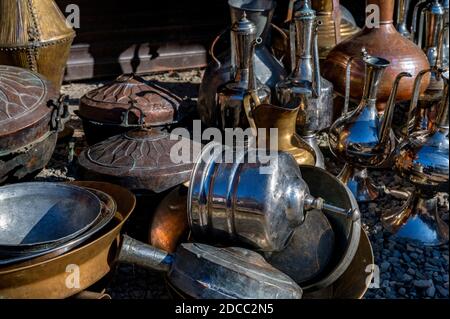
35, 70, 449, 299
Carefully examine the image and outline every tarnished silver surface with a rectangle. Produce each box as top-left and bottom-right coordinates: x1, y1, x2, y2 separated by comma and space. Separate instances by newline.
119, 235, 303, 299
216, 14, 271, 130
329, 49, 412, 202
383, 71, 449, 246
197, 0, 286, 127
276, 0, 333, 169
188, 142, 354, 252
0, 183, 101, 253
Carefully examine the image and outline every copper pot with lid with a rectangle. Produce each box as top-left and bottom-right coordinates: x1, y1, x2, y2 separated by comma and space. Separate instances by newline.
77, 73, 188, 145
0, 65, 69, 184
322, 0, 430, 112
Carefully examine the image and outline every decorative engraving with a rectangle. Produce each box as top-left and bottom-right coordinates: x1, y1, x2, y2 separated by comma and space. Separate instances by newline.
0, 65, 46, 123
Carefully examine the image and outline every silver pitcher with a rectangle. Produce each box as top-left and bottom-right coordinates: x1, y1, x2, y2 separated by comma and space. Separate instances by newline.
276, 0, 334, 169
187, 142, 357, 252
216, 14, 271, 131
197, 0, 287, 128
329, 49, 412, 202
382, 71, 449, 246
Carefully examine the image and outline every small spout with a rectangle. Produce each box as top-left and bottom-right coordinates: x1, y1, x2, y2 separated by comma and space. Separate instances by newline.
379, 72, 412, 144
343, 56, 355, 116
436, 23, 449, 71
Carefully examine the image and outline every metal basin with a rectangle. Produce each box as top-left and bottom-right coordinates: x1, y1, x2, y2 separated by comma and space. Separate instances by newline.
0, 183, 102, 255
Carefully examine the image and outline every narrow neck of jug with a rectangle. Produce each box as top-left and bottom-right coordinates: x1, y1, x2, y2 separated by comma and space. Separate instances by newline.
361, 55, 389, 104
367, 0, 394, 24
231, 15, 257, 85
291, 2, 315, 83
437, 72, 449, 129
396, 0, 411, 30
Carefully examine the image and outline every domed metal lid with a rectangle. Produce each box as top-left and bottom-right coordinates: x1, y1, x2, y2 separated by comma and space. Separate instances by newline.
78, 128, 197, 193
0, 65, 58, 152
231, 13, 257, 35
78, 74, 186, 127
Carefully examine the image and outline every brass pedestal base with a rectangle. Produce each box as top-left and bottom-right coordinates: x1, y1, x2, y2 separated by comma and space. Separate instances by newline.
382, 192, 449, 247
338, 165, 380, 203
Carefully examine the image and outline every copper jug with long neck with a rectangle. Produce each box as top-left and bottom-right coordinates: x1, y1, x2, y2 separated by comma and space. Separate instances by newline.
216, 14, 271, 131
329, 49, 412, 202
323, 0, 430, 112
382, 71, 449, 246
276, 0, 333, 169
197, 0, 286, 128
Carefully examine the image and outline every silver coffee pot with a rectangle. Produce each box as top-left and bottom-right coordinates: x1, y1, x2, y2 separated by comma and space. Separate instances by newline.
276, 0, 334, 169
197, 0, 287, 128
187, 142, 358, 252
216, 14, 271, 130
329, 49, 412, 202
382, 71, 449, 246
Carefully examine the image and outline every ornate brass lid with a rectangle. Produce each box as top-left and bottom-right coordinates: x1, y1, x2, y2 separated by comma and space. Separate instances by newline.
78, 128, 197, 193
0, 65, 57, 151
78, 74, 186, 127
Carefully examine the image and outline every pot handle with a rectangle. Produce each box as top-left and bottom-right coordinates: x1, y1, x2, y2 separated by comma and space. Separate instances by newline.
120, 99, 146, 127
210, 28, 229, 70
118, 235, 172, 272
342, 57, 355, 116
270, 23, 288, 63
50, 95, 70, 133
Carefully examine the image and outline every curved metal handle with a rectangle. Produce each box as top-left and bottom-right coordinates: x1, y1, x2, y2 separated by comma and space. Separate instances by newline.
436, 23, 449, 71
343, 57, 355, 116
411, 0, 427, 43
270, 23, 288, 63
50, 95, 70, 133
405, 68, 433, 137
209, 28, 229, 69
120, 99, 146, 128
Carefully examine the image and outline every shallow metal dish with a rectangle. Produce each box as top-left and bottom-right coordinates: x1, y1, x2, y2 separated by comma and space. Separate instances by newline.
0, 183, 101, 255
0, 187, 117, 266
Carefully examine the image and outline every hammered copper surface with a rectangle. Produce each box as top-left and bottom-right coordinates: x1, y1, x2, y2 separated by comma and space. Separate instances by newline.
0, 0, 75, 91
79, 74, 184, 127
322, 0, 430, 112
78, 128, 195, 193
0, 181, 136, 299
149, 186, 189, 253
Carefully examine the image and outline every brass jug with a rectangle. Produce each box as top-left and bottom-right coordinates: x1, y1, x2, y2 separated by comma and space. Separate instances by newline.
329, 49, 412, 202
250, 103, 317, 166
0, 0, 75, 91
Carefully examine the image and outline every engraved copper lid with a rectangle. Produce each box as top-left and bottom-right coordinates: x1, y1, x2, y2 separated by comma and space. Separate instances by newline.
78, 74, 185, 127
78, 128, 197, 193
0, 65, 58, 151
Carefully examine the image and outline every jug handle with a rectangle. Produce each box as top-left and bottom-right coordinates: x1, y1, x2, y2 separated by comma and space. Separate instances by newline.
343, 57, 355, 116
209, 28, 229, 70
405, 68, 433, 137
436, 23, 449, 72
270, 23, 288, 63
411, 0, 426, 44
